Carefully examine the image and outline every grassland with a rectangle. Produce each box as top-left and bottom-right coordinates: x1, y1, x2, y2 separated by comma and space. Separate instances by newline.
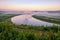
32, 15, 60, 24
0, 14, 60, 40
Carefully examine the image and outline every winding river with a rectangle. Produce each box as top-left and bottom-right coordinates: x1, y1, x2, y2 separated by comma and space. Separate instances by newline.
11, 14, 59, 26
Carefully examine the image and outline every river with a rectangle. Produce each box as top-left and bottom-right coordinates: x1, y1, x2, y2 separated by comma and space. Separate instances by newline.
11, 14, 59, 26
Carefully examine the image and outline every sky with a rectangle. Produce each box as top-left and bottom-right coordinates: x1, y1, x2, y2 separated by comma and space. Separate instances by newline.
0, 0, 60, 11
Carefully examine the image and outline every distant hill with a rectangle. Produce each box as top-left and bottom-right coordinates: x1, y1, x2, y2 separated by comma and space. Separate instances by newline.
0, 11, 5, 14
47, 10, 60, 13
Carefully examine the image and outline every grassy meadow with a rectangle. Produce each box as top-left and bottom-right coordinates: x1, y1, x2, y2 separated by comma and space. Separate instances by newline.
0, 14, 60, 40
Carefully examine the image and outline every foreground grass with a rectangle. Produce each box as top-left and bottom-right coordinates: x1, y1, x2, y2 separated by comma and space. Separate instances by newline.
0, 14, 60, 40
0, 19, 60, 40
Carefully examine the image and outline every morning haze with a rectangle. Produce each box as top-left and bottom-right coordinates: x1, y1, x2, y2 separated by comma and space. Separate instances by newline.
0, 0, 60, 40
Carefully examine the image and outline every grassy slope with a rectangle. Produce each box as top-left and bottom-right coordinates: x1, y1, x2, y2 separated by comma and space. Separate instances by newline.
0, 14, 60, 40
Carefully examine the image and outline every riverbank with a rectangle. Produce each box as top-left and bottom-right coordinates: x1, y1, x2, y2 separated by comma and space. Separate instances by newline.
32, 15, 60, 24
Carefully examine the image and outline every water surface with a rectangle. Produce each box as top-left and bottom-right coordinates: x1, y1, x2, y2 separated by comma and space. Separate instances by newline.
11, 15, 59, 26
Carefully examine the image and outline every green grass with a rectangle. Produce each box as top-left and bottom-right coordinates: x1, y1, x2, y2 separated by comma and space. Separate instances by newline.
0, 14, 60, 40
32, 15, 60, 24
0, 14, 20, 22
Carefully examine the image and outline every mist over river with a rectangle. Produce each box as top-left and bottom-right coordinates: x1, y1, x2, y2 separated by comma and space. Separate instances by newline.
11, 14, 59, 26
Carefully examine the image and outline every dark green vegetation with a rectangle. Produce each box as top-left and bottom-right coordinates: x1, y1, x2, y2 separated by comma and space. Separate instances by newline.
0, 14, 60, 40
0, 14, 20, 22
33, 15, 60, 24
